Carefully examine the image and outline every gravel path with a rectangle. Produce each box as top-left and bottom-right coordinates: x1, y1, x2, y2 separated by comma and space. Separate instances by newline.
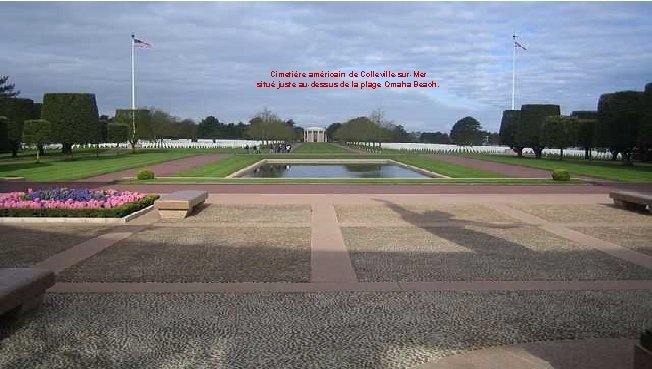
342, 225, 652, 281
0, 224, 109, 267
1, 291, 650, 368
58, 227, 311, 283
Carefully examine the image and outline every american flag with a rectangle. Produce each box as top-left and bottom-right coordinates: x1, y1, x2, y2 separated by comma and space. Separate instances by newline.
132, 35, 151, 48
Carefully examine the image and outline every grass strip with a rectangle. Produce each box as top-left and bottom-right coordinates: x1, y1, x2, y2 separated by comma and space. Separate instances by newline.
0, 151, 201, 181
292, 143, 352, 153
457, 153, 652, 182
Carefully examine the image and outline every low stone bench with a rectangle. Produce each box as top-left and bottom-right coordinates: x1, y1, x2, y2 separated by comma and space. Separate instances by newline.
155, 190, 208, 219
609, 191, 652, 212
0, 268, 55, 319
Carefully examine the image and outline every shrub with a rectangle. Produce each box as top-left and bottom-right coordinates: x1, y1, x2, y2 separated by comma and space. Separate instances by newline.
516, 104, 561, 158
551, 169, 570, 181
137, 169, 155, 180
641, 329, 652, 351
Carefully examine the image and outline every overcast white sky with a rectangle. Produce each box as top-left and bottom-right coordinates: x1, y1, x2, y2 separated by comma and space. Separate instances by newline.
2, 2, 651, 133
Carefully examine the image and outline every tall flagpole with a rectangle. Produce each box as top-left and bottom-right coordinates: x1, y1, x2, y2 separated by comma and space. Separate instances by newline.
511, 34, 516, 110
131, 34, 136, 145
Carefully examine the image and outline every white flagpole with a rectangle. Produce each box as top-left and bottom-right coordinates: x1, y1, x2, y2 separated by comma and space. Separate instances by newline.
131, 34, 136, 144
511, 34, 516, 110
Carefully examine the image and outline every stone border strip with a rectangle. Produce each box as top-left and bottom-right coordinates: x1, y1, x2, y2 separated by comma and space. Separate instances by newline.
0, 205, 154, 224
33, 226, 149, 272
48, 280, 652, 293
487, 204, 652, 270
310, 200, 357, 282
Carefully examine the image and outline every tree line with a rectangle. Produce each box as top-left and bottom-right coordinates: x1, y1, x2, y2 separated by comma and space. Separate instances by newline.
499, 82, 651, 163
326, 110, 499, 146
0, 76, 307, 158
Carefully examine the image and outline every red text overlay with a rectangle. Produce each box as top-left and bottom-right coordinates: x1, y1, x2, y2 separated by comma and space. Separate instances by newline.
256, 70, 438, 90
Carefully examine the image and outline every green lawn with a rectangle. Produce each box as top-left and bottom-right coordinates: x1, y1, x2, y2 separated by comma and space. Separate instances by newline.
460, 154, 652, 182
396, 156, 505, 178
177, 155, 262, 177
292, 143, 353, 154
0, 151, 202, 181
173, 154, 505, 179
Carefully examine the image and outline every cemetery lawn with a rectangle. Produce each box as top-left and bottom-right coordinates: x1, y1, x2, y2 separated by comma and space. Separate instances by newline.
0, 150, 201, 181
461, 154, 652, 182
292, 143, 353, 153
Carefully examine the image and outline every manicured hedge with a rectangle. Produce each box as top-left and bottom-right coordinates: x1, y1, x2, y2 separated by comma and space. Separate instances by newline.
499, 110, 521, 154
516, 104, 560, 158
0, 98, 37, 155
0, 116, 8, 152
42, 93, 99, 152
0, 194, 159, 218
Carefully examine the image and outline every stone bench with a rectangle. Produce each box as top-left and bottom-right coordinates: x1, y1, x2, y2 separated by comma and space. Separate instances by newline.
609, 191, 652, 212
155, 190, 209, 219
0, 268, 55, 319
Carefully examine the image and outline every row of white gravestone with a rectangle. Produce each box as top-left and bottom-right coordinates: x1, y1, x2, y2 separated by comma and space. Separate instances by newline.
378, 142, 619, 160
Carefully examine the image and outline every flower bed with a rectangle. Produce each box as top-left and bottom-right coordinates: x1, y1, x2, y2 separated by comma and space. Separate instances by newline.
0, 188, 159, 218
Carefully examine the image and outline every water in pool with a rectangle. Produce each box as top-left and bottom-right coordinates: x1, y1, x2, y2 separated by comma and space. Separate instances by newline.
240, 164, 431, 178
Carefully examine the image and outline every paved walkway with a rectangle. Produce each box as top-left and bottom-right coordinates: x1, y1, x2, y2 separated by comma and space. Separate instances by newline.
80, 154, 228, 182
432, 155, 553, 178
417, 338, 635, 369
46, 193, 652, 293
3, 193, 651, 368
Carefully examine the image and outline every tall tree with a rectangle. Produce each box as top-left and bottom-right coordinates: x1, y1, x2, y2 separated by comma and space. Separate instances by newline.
516, 104, 560, 158
107, 123, 129, 147
420, 132, 451, 144
450, 116, 484, 145
114, 109, 152, 151
0, 76, 20, 98
197, 116, 221, 140
484, 131, 500, 145
571, 111, 598, 160
22, 119, 51, 163
325, 123, 342, 142
391, 125, 413, 142
541, 115, 577, 160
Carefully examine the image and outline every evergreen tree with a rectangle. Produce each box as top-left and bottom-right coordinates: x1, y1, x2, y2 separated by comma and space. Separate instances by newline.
0, 76, 20, 98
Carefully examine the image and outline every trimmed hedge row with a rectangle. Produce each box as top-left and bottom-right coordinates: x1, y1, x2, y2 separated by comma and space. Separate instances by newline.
0, 194, 159, 218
